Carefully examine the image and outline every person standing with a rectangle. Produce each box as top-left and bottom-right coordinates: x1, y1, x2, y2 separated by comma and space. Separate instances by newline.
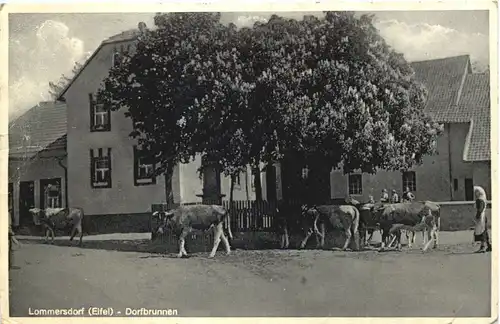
390, 189, 400, 203
402, 187, 415, 202
473, 186, 492, 253
380, 189, 389, 203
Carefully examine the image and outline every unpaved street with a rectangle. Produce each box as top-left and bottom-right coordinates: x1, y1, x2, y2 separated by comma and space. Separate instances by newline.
9, 231, 491, 317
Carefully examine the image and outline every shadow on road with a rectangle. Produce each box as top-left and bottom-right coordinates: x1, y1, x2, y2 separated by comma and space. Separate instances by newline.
18, 230, 359, 255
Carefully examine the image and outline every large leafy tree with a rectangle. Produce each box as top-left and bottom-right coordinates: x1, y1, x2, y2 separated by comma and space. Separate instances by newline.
98, 11, 443, 204
245, 13, 442, 175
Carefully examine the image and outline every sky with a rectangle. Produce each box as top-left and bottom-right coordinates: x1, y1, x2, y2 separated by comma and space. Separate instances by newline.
8, 10, 490, 120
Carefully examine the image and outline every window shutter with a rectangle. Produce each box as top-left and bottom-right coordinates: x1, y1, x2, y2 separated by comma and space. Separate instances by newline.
90, 149, 95, 187
107, 148, 112, 188
89, 93, 95, 130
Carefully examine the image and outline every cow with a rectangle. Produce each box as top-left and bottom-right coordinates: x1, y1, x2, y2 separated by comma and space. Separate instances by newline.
375, 201, 441, 252
153, 204, 233, 258
29, 207, 86, 246
387, 207, 438, 251
300, 204, 360, 251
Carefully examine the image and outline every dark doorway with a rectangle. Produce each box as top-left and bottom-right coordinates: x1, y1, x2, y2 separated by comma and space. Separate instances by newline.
465, 178, 474, 201
19, 181, 35, 227
200, 157, 223, 204
40, 178, 62, 210
265, 164, 277, 202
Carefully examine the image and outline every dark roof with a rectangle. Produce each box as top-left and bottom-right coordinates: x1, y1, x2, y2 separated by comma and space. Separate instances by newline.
9, 101, 67, 159
410, 55, 471, 123
102, 28, 139, 44
459, 73, 490, 161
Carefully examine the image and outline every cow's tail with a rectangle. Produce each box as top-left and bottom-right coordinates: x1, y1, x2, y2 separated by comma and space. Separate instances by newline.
225, 209, 233, 240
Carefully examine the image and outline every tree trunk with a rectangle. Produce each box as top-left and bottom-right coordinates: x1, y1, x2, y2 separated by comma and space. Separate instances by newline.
253, 166, 262, 201
245, 169, 250, 201
164, 164, 175, 207
229, 174, 236, 241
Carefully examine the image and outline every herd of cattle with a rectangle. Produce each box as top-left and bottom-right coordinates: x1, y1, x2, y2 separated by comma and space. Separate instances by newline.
26, 200, 441, 259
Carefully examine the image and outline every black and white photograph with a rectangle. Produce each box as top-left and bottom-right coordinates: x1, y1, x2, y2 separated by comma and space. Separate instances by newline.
3, 2, 497, 320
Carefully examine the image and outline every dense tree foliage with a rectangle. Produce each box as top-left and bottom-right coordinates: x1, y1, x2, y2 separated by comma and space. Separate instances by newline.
98, 11, 443, 201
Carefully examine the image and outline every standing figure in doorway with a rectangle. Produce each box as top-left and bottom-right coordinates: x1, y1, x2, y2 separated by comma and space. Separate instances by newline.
473, 186, 492, 253
402, 187, 415, 202
390, 190, 400, 203
380, 189, 389, 203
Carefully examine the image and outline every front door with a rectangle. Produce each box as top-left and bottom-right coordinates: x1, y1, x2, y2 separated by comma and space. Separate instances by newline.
40, 178, 62, 210
465, 178, 474, 201
19, 181, 35, 227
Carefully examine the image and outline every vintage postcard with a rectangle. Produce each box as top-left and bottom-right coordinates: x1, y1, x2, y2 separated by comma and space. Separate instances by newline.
0, 1, 498, 323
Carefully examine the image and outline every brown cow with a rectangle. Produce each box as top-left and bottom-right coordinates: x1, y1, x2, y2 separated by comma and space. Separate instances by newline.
300, 205, 360, 251
29, 207, 86, 246
154, 204, 233, 258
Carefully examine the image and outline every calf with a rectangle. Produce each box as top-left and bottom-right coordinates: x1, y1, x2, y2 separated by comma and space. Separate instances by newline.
154, 204, 233, 258
375, 201, 440, 252
29, 207, 85, 246
300, 205, 360, 251
388, 207, 438, 251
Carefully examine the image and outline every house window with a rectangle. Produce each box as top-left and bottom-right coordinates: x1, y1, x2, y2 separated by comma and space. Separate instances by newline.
134, 146, 156, 186
89, 93, 111, 132
453, 179, 459, 191
402, 171, 417, 192
348, 174, 362, 195
90, 148, 112, 188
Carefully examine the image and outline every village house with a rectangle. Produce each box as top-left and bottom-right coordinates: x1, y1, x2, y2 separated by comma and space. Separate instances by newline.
327, 55, 491, 202
8, 101, 67, 228
9, 23, 490, 232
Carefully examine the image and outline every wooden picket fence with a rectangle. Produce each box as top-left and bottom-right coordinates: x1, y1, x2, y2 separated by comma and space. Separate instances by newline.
151, 199, 287, 233
150, 199, 294, 250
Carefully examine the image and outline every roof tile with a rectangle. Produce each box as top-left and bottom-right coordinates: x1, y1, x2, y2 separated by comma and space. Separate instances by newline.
9, 101, 67, 159
458, 73, 490, 161
410, 55, 471, 122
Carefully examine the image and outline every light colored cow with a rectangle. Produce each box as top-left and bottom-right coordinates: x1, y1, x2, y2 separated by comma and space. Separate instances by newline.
154, 204, 233, 258
300, 204, 360, 251
29, 207, 85, 246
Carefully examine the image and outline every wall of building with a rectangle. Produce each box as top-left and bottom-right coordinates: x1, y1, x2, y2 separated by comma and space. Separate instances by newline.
330, 125, 452, 202
65, 40, 174, 215
8, 154, 66, 225
473, 161, 491, 198
178, 154, 266, 203
448, 123, 474, 200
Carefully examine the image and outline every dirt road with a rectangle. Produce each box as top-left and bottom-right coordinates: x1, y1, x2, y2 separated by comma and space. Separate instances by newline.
9, 231, 492, 317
